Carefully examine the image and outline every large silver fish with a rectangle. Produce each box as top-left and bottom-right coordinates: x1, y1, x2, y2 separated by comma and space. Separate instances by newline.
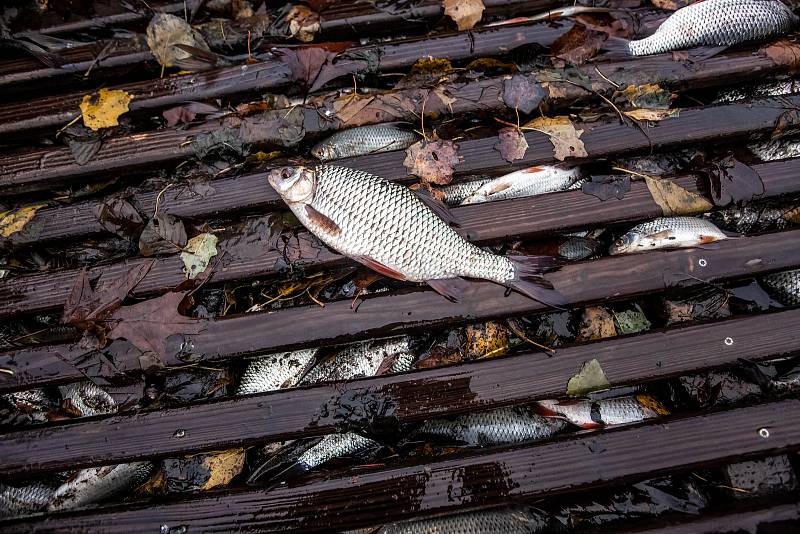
411, 405, 567, 447
760, 268, 800, 306
311, 124, 419, 161
535, 394, 668, 429
237, 348, 318, 395
629, 0, 797, 56
267, 165, 564, 305
48, 462, 153, 512
59, 381, 116, 417
299, 336, 416, 386
0, 482, 55, 518
460, 165, 582, 205
609, 217, 729, 255
378, 506, 556, 534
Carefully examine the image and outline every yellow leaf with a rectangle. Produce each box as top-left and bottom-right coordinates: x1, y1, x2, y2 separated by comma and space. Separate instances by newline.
566, 358, 610, 396
623, 108, 680, 121
201, 449, 245, 490
80, 89, 133, 130
636, 394, 670, 415
181, 233, 218, 280
443, 0, 485, 31
784, 206, 800, 223
523, 116, 587, 161
0, 204, 46, 238
616, 83, 674, 109
464, 321, 509, 360
644, 175, 713, 216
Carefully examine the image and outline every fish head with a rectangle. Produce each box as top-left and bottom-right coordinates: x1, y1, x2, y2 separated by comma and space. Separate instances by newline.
310, 143, 335, 161
267, 166, 317, 205
608, 232, 641, 255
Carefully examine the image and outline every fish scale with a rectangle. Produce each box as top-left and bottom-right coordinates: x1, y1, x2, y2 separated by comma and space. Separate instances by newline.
311, 124, 419, 161
237, 348, 318, 395
0, 483, 55, 518
761, 269, 800, 306
461, 166, 582, 205
378, 506, 555, 534
298, 336, 415, 385
629, 0, 798, 56
609, 216, 729, 255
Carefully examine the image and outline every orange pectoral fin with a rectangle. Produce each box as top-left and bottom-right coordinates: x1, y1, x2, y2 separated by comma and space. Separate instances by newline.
304, 205, 342, 238
356, 256, 408, 281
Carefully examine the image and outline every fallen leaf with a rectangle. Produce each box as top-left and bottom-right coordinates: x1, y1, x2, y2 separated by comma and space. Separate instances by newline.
613, 305, 651, 335
79, 89, 133, 130
396, 58, 454, 88
704, 156, 765, 207
581, 175, 630, 200
762, 40, 800, 72
403, 139, 462, 184
162, 101, 219, 127
246, 150, 282, 163
138, 214, 188, 256
494, 127, 528, 162
577, 307, 617, 341
181, 233, 218, 280
671, 50, 690, 62
651, 0, 694, 9
550, 24, 606, 66
524, 116, 587, 161
636, 394, 670, 415
616, 84, 674, 109
771, 109, 800, 140
784, 206, 800, 224
93, 198, 145, 241
0, 204, 46, 238
623, 108, 680, 121
415, 345, 463, 369
644, 175, 713, 216
146, 13, 212, 69
135, 469, 166, 497
273, 43, 354, 93
443, 0, 485, 30
463, 57, 517, 74
464, 321, 509, 360
502, 74, 546, 114
62, 125, 103, 166
201, 449, 246, 490
566, 358, 610, 396
409, 182, 446, 202
286, 5, 321, 42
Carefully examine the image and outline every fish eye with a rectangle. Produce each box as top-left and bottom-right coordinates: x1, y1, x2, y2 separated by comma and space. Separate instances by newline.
281, 168, 291, 179
614, 238, 625, 247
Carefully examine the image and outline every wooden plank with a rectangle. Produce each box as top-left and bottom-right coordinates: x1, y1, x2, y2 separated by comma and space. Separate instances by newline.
3, 307, 798, 479
3, 400, 798, 533
2, 228, 799, 393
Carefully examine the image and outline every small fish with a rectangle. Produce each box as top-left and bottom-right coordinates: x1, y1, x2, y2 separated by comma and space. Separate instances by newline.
535, 394, 668, 429
237, 348, 318, 395
0, 482, 55, 518
378, 506, 558, 534
760, 268, 800, 306
1, 388, 59, 424
609, 217, 729, 255
268, 165, 564, 306
438, 178, 493, 207
299, 336, 416, 386
48, 462, 153, 512
707, 205, 789, 234
750, 136, 800, 161
59, 381, 116, 417
311, 124, 419, 161
628, 0, 797, 56
460, 165, 582, 205
557, 237, 602, 261
410, 405, 567, 447
715, 79, 800, 103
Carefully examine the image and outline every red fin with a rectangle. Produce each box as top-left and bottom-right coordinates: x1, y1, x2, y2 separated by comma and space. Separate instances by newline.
355, 256, 407, 281
412, 187, 460, 227
698, 234, 717, 244
427, 277, 471, 303
305, 205, 341, 238
574, 422, 603, 430
532, 403, 560, 417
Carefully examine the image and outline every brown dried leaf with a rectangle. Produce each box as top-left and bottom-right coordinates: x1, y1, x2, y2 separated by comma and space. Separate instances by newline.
333, 94, 376, 124
550, 24, 606, 66
651, 0, 694, 9
138, 214, 187, 256
0, 204, 46, 238
79, 89, 133, 130
94, 198, 144, 241
623, 108, 680, 121
146, 13, 211, 69
409, 182, 446, 202
502, 74, 546, 114
397, 58, 454, 88
762, 40, 800, 71
415, 345, 463, 369
286, 5, 320, 42
494, 127, 528, 162
404, 140, 462, 184
524, 116, 587, 161
616, 83, 674, 109
644, 175, 713, 216
443, 0, 485, 31
785, 206, 800, 224
577, 307, 617, 342
273, 43, 354, 93
201, 449, 246, 490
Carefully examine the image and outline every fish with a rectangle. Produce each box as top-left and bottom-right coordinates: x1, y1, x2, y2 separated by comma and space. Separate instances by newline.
267, 165, 564, 306
237, 348, 318, 395
0, 482, 56, 518
760, 268, 800, 306
557, 237, 602, 261
608, 217, 729, 255
59, 381, 116, 417
460, 165, 582, 205
311, 123, 419, 161
628, 0, 797, 56
378, 506, 557, 534
1, 388, 59, 424
715, 79, 800, 103
410, 405, 567, 447
298, 336, 416, 386
707, 205, 789, 235
438, 178, 493, 207
750, 136, 800, 162
48, 462, 154, 512
534, 394, 668, 429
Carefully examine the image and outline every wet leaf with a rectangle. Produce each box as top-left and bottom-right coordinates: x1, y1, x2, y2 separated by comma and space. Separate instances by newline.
286, 5, 320, 42
582, 175, 630, 200
567, 358, 610, 396
410, 182, 446, 202
415, 345, 463, 369
494, 127, 528, 162
502, 74, 546, 114
651, 0, 694, 9
135, 469, 166, 497
464, 321, 510, 360
181, 233, 218, 280
79, 89, 133, 130
704, 156, 765, 207
403, 139, 462, 185
63, 125, 103, 166
616, 84, 674, 110
94, 198, 144, 241
524, 116, 587, 161
397, 58, 454, 88
644, 175, 713, 216
464, 57, 517, 74
613, 305, 651, 335
138, 214, 188, 256
163, 101, 219, 127
201, 449, 246, 490
273, 43, 354, 93
551, 24, 606, 66
146, 13, 212, 69
246, 150, 282, 163
0, 205, 46, 238
771, 109, 800, 140
762, 40, 800, 71
624, 108, 679, 121
443, 0, 485, 30
577, 306, 617, 341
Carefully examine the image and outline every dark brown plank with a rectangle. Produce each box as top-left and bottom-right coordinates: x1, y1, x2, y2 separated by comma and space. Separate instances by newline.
4, 400, 798, 533
3, 307, 798, 479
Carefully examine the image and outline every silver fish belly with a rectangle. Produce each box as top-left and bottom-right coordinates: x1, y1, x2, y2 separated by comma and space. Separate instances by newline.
48, 462, 153, 512
629, 0, 798, 56
311, 124, 418, 161
609, 217, 728, 255
438, 178, 493, 206
237, 348, 318, 395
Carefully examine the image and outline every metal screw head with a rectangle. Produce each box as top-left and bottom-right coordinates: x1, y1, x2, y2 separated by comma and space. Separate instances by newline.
698, 259, 707, 267
759, 428, 770, 438
173, 429, 186, 438
724, 337, 734, 346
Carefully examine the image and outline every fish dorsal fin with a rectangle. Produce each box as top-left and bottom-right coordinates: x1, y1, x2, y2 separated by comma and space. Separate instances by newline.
356, 255, 408, 281
304, 205, 342, 238
412, 186, 461, 227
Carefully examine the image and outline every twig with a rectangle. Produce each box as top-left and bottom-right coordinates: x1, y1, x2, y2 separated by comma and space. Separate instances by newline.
153, 183, 176, 217
610, 166, 655, 181
505, 319, 556, 354
594, 65, 620, 89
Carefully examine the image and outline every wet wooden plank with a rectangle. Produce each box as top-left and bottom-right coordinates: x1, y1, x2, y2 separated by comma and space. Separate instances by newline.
3, 307, 798, 478
2, 228, 799, 393
3, 400, 798, 532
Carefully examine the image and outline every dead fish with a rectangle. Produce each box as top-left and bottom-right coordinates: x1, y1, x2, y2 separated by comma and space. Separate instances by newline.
715, 79, 800, 103
750, 136, 800, 161
557, 237, 602, 261
0, 482, 56, 518
628, 0, 797, 56
760, 268, 800, 306
1, 388, 59, 424
460, 165, 582, 205
707, 205, 789, 235
59, 381, 116, 417
379, 506, 558, 533
299, 336, 416, 386
48, 462, 154, 512
237, 348, 318, 395
311, 123, 419, 161
535, 394, 668, 429
438, 178, 493, 207
267, 165, 564, 306
609, 217, 729, 255
410, 405, 567, 447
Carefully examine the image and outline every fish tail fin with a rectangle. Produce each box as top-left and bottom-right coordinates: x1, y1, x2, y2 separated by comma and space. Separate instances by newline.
600, 35, 633, 59
248, 459, 310, 486
505, 255, 568, 309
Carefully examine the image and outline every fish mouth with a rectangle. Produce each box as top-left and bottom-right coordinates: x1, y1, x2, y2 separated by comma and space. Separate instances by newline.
267, 166, 316, 204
